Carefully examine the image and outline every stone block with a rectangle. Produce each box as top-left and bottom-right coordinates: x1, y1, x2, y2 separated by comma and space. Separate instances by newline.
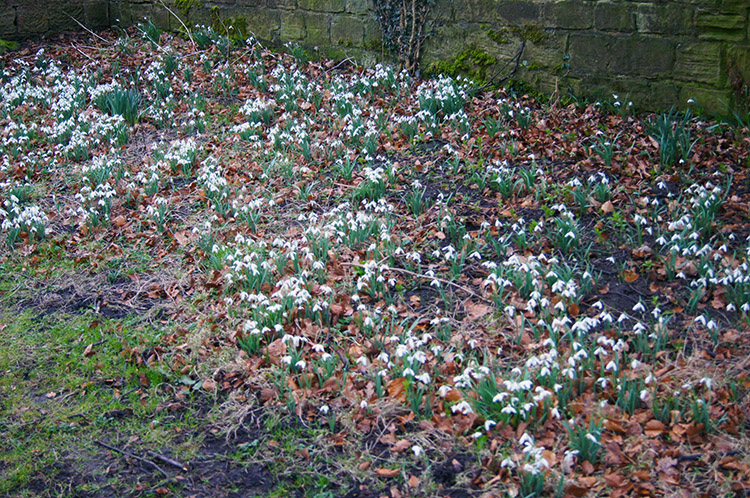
0, 6, 16, 38
269, 0, 298, 9
304, 12, 330, 45
363, 19, 382, 48
47, 3, 84, 32
346, 0, 370, 15
149, 5, 172, 31
524, 31, 568, 70
108, 2, 137, 27
678, 85, 732, 115
331, 15, 363, 46
594, 2, 635, 32
431, 0, 454, 22
636, 4, 694, 35
497, 1, 541, 25
298, 0, 345, 13
245, 9, 281, 41
281, 11, 306, 39
544, 1, 593, 30
610, 36, 675, 77
568, 33, 674, 78
568, 32, 615, 77
84, 1, 110, 29
674, 42, 722, 84
453, 0, 498, 23
728, 44, 750, 84
16, 1, 49, 35
423, 23, 467, 63
696, 7, 746, 41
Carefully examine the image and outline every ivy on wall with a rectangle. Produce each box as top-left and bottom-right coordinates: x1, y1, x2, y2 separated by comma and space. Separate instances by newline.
372, 0, 434, 74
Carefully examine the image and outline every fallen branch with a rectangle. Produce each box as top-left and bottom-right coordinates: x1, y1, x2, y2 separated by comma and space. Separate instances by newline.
64, 13, 110, 44
146, 450, 188, 472
476, 39, 526, 93
385, 266, 492, 303
94, 440, 169, 477
159, 0, 195, 49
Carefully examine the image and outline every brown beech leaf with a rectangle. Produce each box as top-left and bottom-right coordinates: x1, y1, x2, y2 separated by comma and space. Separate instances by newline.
644, 419, 666, 437
622, 269, 639, 283
375, 467, 400, 478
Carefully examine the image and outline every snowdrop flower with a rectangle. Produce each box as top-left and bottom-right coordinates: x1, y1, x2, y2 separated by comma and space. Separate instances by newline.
451, 400, 474, 415
319, 405, 330, 415
412, 445, 423, 457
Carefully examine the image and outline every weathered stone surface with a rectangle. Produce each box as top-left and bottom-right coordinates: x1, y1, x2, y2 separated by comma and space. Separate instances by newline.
245, 9, 281, 41
108, 2, 137, 27
84, 1, 110, 29
280, 11, 306, 40
453, 0, 499, 23
637, 4, 694, 35
298, 0, 345, 13
331, 15, 363, 45
304, 12, 330, 45
728, 44, 750, 84
149, 5, 172, 31
611, 36, 675, 77
345, 0, 369, 16
544, 1, 593, 30
569, 33, 674, 78
497, 1, 541, 25
696, 7, 747, 41
46, 3, 83, 33
524, 32, 567, 70
269, 0, 298, 9
679, 85, 732, 114
675, 42, 722, 84
423, 23, 467, 63
362, 19, 382, 47
16, 1, 49, 35
595, 2, 635, 32
0, 6, 16, 38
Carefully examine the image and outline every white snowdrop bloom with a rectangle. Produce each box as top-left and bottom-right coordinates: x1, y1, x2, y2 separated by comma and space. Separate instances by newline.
585, 433, 600, 444
484, 420, 497, 431
451, 400, 474, 415
438, 385, 453, 398
319, 405, 330, 415
605, 361, 618, 372
412, 445, 423, 457
359, 400, 369, 409
639, 389, 650, 401
632, 301, 646, 313
415, 373, 431, 385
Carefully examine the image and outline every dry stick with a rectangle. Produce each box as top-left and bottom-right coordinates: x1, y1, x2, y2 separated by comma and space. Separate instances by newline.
146, 450, 188, 472
94, 440, 169, 478
385, 265, 491, 303
72, 45, 94, 61
476, 39, 527, 93
64, 13, 110, 44
159, 0, 195, 49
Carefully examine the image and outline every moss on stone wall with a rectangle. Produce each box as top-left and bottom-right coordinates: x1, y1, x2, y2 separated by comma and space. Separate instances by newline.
426, 45, 497, 83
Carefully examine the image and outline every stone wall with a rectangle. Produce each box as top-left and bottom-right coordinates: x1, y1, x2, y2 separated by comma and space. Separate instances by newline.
0, 1, 110, 40
3, 0, 749, 115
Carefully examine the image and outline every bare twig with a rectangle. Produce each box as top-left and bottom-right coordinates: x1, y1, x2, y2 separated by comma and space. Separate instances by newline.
347, 262, 492, 303
94, 440, 169, 477
476, 39, 526, 92
64, 13, 110, 44
158, 0, 195, 49
146, 450, 188, 472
